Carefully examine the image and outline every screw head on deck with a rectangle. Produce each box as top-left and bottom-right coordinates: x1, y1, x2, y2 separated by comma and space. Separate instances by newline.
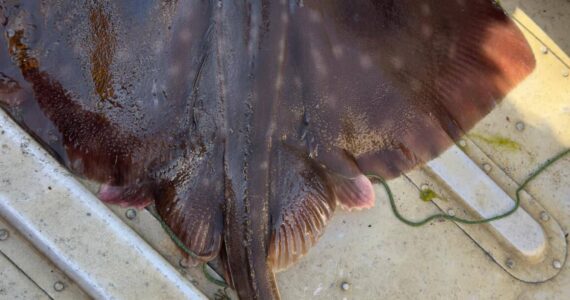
540, 211, 550, 222
53, 281, 65, 292
0, 229, 9, 241
515, 121, 525, 131
553, 260, 562, 270
505, 258, 515, 269
125, 209, 137, 220
341, 282, 350, 291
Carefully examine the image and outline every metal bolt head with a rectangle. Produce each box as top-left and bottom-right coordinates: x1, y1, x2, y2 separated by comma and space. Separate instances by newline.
482, 163, 492, 173
0, 229, 9, 241
515, 121, 525, 131
505, 258, 515, 269
540, 211, 550, 222
553, 260, 562, 270
53, 281, 65, 292
341, 282, 350, 291
447, 209, 456, 217
563, 69, 569, 78
420, 184, 430, 191
125, 209, 137, 220
540, 46, 548, 54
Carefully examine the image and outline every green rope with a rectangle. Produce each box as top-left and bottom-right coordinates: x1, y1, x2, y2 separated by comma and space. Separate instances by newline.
147, 208, 200, 259
368, 149, 570, 227
202, 263, 229, 288
149, 149, 569, 287
213, 287, 232, 300
147, 208, 228, 287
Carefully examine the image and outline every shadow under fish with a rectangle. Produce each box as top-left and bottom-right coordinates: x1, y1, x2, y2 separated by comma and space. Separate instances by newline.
0, 1, 535, 299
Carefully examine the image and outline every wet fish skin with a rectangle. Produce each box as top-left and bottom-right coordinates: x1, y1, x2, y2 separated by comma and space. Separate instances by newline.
0, 1, 535, 299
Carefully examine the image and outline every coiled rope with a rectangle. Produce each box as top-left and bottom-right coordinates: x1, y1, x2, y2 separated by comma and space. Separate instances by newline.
368, 149, 569, 226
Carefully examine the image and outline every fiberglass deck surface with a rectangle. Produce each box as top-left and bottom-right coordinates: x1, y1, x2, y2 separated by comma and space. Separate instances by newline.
1, 1, 569, 299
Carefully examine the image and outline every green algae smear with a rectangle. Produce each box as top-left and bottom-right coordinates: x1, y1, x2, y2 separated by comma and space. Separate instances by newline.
469, 133, 521, 151
419, 189, 438, 202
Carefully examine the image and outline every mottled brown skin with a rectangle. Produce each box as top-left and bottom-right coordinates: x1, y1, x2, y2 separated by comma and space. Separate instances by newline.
0, 1, 534, 299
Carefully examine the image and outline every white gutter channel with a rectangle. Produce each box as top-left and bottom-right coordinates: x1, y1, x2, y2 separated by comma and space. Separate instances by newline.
427, 146, 546, 261
0, 110, 206, 299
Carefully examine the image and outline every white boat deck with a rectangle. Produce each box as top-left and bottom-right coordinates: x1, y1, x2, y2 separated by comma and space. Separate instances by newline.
1, 1, 569, 299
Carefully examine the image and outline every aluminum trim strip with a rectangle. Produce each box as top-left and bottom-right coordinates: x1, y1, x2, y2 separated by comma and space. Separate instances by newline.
0, 110, 206, 300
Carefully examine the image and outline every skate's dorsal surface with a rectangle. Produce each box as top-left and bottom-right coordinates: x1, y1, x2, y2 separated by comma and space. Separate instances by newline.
0, 1, 534, 299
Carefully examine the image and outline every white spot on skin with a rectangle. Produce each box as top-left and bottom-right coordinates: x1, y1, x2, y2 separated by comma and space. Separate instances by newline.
200, 178, 210, 186
116, 48, 130, 61
280, 12, 288, 23
421, 23, 433, 38
410, 79, 422, 92
168, 65, 180, 77
332, 44, 344, 59
359, 54, 373, 69
275, 76, 284, 90
390, 56, 404, 70
311, 46, 328, 76
182, 6, 193, 17
293, 76, 302, 89
309, 10, 321, 23
153, 40, 164, 54
326, 95, 338, 108
260, 161, 268, 170
72, 43, 83, 56
59, 64, 73, 77
179, 29, 192, 43
275, 34, 286, 90
421, 3, 431, 16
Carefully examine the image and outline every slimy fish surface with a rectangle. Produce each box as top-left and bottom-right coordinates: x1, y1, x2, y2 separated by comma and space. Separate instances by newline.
0, 1, 534, 299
